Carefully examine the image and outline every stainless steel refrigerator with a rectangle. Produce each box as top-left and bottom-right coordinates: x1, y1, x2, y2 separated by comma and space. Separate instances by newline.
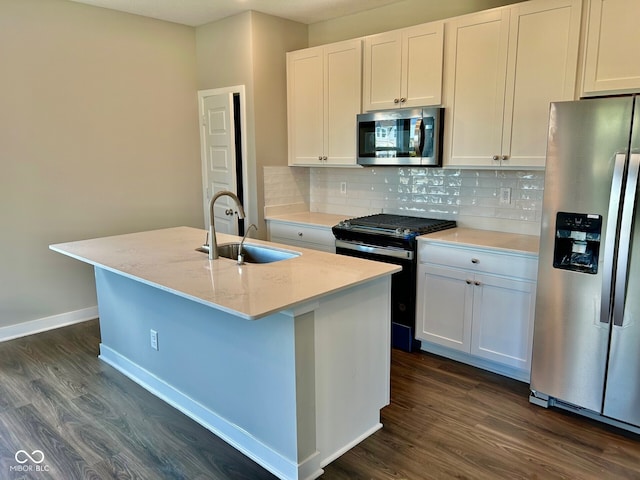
530, 95, 640, 432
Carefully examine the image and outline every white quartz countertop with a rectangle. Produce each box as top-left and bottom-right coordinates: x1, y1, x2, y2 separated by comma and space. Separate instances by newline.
418, 227, 540, 255
264, 211, 346, 228
50, 227, 400, 320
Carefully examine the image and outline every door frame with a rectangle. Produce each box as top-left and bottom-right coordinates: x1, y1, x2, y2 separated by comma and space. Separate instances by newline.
197, 85, 250, 230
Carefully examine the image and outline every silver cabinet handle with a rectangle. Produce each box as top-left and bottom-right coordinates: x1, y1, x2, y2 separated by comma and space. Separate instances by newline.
400, 97, 406, 103
297, 232, 303, 237
492, 155, 500, 161
394, 98, 400, 104
471, 258, 480, 264
501, 155, 509, 160
322, 156, 327, 161
466, 279, 472, 285
474, 281, 481, 286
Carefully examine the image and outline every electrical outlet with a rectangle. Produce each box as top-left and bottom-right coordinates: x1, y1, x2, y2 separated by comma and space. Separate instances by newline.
150, 329, 158, 350
499, 187, 512, 205
340, 182, 347, 195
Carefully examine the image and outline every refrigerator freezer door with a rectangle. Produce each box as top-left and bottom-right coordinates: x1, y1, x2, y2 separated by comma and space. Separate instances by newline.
531, 97, 635, 413
603, 97, 640, 426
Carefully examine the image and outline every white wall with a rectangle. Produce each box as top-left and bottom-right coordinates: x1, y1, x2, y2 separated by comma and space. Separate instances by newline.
0, 0, 201, 331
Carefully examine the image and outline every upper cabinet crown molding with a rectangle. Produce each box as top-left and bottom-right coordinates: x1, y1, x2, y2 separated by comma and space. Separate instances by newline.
443, 0, 582, 169
363, 21, 444, 111
582, 0, 640, 96
287, 39, 362, 167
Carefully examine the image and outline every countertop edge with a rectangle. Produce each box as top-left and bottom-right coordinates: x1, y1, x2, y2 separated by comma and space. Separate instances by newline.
264, 212, 346, 229
50, 227, 400, 320
418, 227, 540, 256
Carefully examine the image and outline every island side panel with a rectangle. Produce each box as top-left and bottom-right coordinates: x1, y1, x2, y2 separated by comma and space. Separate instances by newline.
94, 267, 321, 480
313, 275, 392, 467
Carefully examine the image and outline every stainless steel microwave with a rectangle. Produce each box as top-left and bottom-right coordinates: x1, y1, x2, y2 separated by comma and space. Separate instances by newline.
357, 107, 444, 166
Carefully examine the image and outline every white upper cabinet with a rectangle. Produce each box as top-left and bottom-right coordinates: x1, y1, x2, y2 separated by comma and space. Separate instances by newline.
582, 0, 640, 96
444, 0, 582, 169
443, 8, 510, 168
363, 22, 444, 111
287, 39, 362, 166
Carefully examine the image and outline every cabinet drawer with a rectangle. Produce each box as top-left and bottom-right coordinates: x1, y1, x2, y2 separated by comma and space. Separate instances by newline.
267, 221, 335, 249
418, 242, 537, 280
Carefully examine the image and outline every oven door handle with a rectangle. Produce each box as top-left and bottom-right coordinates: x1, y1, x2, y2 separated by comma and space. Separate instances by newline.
335, 239, 414, 260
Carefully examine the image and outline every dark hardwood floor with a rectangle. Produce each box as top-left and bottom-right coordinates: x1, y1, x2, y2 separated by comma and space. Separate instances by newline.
1, 320, 639, 479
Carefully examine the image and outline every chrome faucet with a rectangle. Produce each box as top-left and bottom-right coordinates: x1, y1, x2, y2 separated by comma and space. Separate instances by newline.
237, 223, 258, 265
209, 190, 246, 260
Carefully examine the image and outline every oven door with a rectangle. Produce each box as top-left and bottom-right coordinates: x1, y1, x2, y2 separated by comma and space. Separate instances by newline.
335, 240, 419, 352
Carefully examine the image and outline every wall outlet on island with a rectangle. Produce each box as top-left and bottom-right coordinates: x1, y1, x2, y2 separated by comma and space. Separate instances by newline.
150, 329, 158, 350
499, 187, 512, 205
340, 182, 347, 195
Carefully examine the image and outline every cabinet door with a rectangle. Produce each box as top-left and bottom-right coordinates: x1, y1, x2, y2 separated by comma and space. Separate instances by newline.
324, 40, 362, 165
502, 0, 581, 168
444, 9, 510, 168
416, 263, 473, 352
470, 273, 536, 371
363, 31, 403, 111
583, 0, 640, 95
287, 47, 324, 165
401, 22, 444, 108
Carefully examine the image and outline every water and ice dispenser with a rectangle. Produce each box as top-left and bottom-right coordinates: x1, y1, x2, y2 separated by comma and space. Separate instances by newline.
553, 212, 602, 274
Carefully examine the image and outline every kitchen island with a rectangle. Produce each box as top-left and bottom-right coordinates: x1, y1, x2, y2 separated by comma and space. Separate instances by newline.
50, 227, 399, 480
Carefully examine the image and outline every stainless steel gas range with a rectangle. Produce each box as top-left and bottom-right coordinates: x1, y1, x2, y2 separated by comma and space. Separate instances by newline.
332, 214, 456, 352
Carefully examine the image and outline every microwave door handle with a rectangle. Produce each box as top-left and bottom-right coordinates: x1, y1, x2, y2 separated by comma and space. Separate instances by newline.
613, 153, 640, 327
414, 118, 423, 156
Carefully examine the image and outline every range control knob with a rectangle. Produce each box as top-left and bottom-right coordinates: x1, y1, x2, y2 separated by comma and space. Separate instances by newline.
339, 221, 351, 229
403, 228, 412, 236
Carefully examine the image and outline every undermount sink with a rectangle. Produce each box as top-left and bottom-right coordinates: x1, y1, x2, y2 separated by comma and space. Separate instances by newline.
196, 243, 300, 264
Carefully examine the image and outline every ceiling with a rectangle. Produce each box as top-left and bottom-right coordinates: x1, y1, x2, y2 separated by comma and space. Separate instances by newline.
68, 0, 406, 26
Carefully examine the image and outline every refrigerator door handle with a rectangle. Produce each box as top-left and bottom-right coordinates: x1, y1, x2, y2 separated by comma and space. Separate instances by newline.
613, 153, 640, 327
600, 153, 628, 324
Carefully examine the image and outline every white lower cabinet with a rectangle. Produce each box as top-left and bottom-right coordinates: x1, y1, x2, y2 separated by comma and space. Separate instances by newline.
267, 220, 336, 253
416, 241, 537, 381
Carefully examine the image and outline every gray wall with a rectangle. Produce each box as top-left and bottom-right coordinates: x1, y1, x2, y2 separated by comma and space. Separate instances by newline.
308, 0, 526, 46
0, 0, 201, 329
196, 11, 307, 236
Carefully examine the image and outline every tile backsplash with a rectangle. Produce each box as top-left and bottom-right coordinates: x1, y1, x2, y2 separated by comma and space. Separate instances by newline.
264, 166, 544, 235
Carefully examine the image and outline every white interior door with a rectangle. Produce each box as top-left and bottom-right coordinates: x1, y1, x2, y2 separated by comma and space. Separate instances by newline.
201, 92, 238, 235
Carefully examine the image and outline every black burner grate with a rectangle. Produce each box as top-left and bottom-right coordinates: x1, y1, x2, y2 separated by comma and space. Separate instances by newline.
346, 214, 456, 234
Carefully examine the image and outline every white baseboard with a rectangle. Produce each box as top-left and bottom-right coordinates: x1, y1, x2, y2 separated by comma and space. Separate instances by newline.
0, 306, 98, 343
419, 341, 530, 383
